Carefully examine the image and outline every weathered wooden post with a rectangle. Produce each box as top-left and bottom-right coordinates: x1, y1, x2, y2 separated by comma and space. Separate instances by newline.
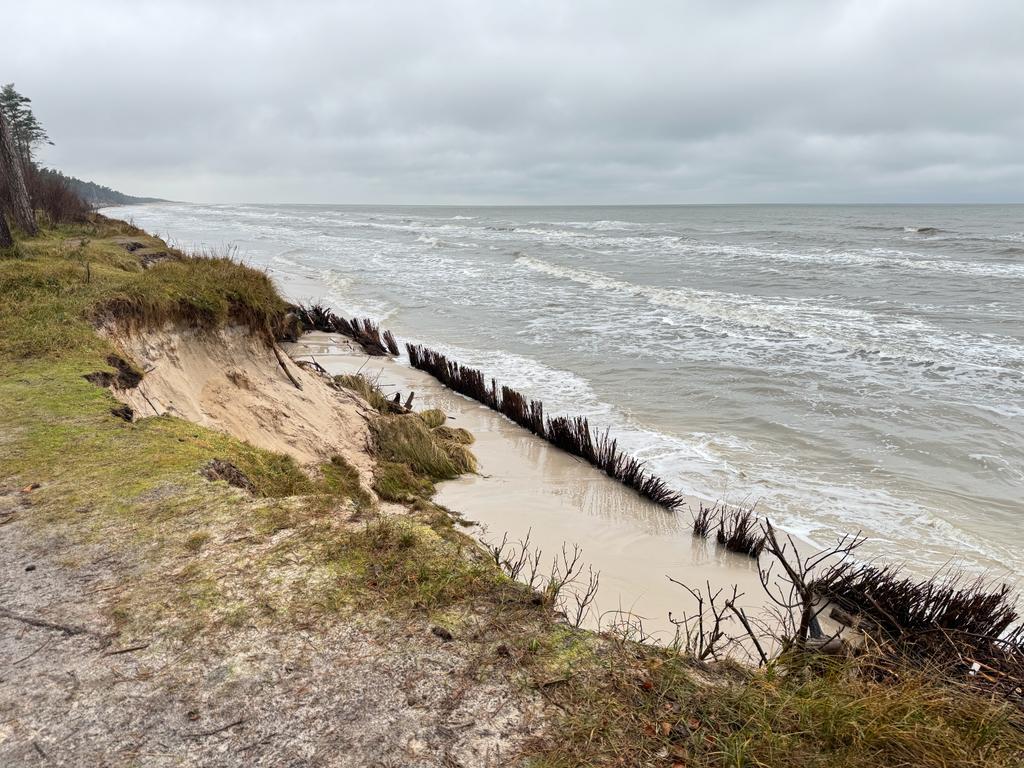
0, 108, 37, 236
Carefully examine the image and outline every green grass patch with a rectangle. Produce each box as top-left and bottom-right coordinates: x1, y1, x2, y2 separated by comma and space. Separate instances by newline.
326, 515, 500, 611
373, 460, 437, 502
372, 412, 474, 481
0, 214, 289, 362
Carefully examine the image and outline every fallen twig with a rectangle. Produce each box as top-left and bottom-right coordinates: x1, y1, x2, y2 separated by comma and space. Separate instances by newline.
13, 636, 53, 666
103, 642, 150, 657
0, 607, 92, 636
181, 718, 246, 739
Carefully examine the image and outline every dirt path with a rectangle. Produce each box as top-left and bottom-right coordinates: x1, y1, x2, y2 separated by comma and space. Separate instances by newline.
0, 487, 544, 767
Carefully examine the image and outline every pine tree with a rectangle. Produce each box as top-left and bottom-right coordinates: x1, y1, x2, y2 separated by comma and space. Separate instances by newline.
0, 83, 52, 167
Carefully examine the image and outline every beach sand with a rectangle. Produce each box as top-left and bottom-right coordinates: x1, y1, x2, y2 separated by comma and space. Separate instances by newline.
288, 333, 771, 642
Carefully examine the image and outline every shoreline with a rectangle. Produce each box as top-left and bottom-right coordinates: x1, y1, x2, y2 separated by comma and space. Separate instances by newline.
286, 332, 776, 640
3, 213, 1022, 765
98, 200, 1024, 581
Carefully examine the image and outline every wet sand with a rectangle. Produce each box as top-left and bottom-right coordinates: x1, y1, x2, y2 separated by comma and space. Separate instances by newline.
290, 334, 772, 642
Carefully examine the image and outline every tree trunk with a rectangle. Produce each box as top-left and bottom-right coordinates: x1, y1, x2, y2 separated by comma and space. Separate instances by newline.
0, 109, 36, 236
0, 212, 12, 248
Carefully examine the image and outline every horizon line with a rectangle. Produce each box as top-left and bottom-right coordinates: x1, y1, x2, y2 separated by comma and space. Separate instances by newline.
116, 200, 1024, 208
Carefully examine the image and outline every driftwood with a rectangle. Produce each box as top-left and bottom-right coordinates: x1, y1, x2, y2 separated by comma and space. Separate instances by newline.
272, 345, 303, 390
295, 358, 328, 375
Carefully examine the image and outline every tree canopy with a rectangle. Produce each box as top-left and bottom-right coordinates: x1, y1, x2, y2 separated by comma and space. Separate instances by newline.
0, 83, 51, 165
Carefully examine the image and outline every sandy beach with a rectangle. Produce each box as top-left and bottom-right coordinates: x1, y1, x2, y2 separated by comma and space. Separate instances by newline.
286, 332, 770, 641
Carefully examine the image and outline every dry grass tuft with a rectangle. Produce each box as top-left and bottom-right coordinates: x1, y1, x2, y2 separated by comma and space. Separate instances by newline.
369, 411, 478, 501
531, 644, 1024, 768
419, 408, 447, 429
334, 373, 394, 413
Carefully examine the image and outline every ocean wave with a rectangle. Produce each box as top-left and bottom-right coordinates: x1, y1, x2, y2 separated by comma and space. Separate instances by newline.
470, 222, 1024, 279
668, 239, 1024, 279
530, 219, 648, 231
513, 254, 1024, 374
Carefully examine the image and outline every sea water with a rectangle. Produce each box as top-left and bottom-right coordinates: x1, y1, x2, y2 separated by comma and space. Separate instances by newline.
104, 202, 1024, 580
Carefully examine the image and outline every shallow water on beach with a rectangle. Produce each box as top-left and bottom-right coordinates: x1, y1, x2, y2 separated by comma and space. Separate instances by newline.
288, 334, 769, 642
106, 202, 1024, 581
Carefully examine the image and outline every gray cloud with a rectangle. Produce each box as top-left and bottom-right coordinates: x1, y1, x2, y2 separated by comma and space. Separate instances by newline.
6, 0, 1023, 202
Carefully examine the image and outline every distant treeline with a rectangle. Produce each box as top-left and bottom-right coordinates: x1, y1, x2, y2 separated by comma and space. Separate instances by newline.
2, 82, 165, 244
33, 168, 165, 207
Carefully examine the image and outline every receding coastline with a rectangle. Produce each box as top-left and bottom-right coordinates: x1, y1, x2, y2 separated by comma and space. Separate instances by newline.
1, 213, 1022, 766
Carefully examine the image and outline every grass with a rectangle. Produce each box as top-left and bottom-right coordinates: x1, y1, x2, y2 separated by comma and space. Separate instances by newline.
334, 373, 480, 501
684, 657, 1024, 768
0, 214, 289, 362
320, 514, 506, 611
531, 646, 1024, 768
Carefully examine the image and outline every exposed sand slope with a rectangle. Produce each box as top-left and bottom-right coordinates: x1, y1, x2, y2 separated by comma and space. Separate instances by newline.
106, 325, 375, 484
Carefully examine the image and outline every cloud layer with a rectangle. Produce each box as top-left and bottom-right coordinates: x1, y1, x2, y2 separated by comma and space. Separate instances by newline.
7, 0, 1023, 203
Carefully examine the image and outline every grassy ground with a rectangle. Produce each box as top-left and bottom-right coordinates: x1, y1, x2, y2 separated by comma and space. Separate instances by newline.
2, 216, 1021, 766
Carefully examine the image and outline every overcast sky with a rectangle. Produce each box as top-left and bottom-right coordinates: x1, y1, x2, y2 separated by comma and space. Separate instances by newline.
6, 1, 1023, 204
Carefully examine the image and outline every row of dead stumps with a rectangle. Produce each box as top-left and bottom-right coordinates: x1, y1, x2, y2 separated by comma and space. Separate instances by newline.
689, 503, 1023, 701
405, 343, 688, 510
291, 302, 1024, 701
286, 302, 400, 357
289, 303, 687, 510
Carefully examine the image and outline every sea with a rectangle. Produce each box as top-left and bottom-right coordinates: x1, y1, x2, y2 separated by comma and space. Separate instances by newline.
103, 202, 1024, 580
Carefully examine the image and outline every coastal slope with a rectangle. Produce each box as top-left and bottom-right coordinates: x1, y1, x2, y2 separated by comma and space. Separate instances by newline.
1, 216, 1021, 768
